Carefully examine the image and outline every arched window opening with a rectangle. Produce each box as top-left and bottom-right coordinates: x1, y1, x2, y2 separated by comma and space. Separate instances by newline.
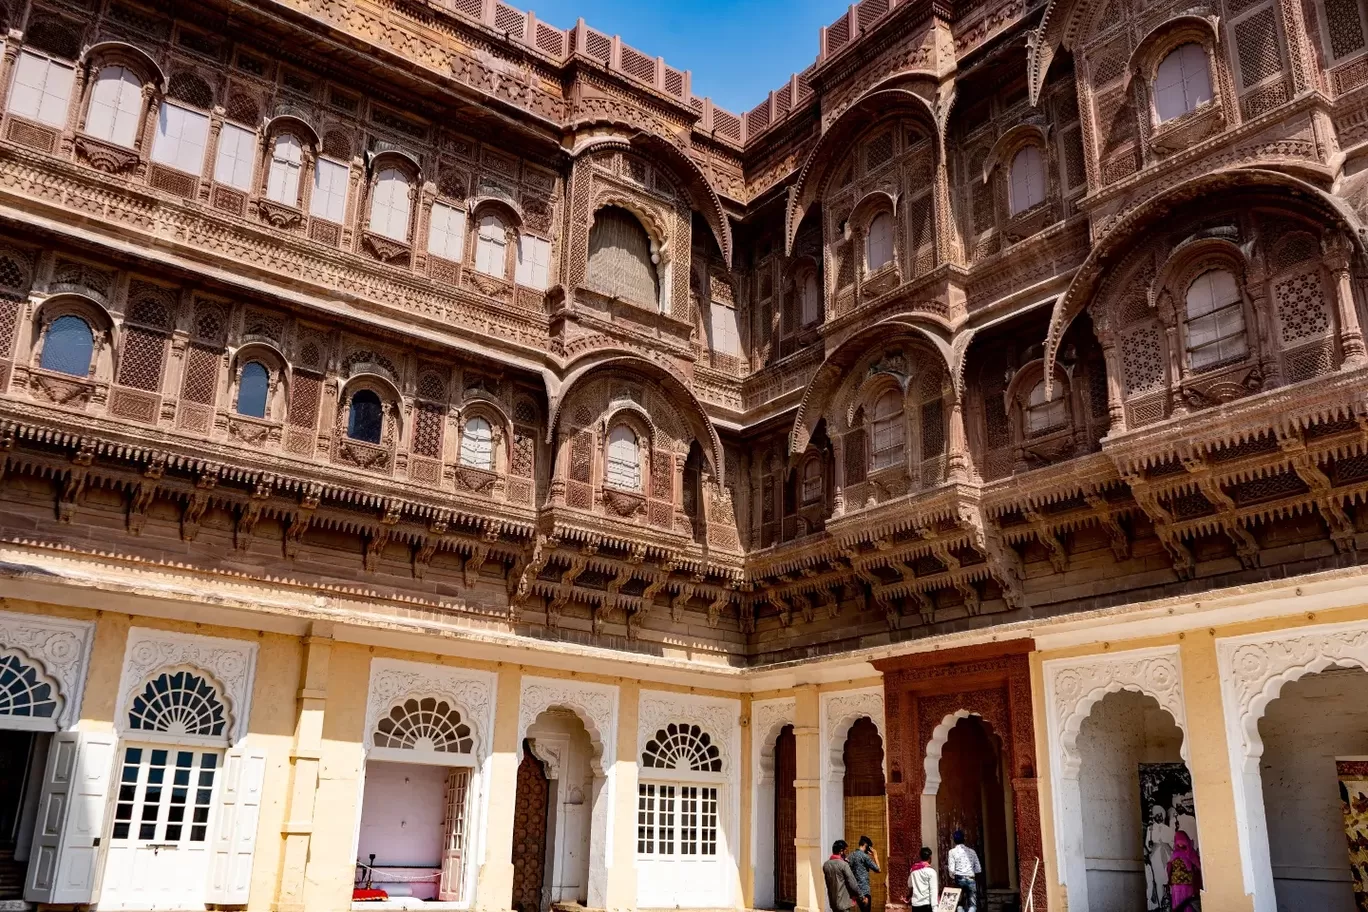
374, 697, 473, 753
0, 654, 59, 719
1024, 380, 1067, 435
642, 722, 722, 772
459, 416, 494, 469
127, 670, 227, 738
605, 424, 641, 490
802, 458, 823, 504
866, 213, 894, 272
587, 207, 659, 307
266, 133, 304, 205
369, 167, 412, 242
801, 272, 822, 325
1008, 146, 1046, 215
348, 389, 384, 444
1154, 43, 1213, 122
1185, 269, 1247, 370
85, 65, 143, 147
236, 361, 269, 419
9, 49, 75, 128
474, 212, 509, 278
40, 314, 94, 376
870, 389, 905, 471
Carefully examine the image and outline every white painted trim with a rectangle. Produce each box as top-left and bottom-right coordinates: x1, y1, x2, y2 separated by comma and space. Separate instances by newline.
1216, 617, 1368, 912
818, 687, 884, 859
0, 608, 95, 731
114, 628, 259, 745
1041, 645, 1188, 912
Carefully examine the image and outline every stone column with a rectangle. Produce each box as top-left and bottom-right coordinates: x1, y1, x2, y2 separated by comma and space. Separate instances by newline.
1178, 635, 1253, 912
0, 30, 22, 117
794, 684, 824, 912
603, 680, 640, 912
275, 622, 333, 912
474, 666, 523, 912
946, 395, 971, 482
1326, 235, 1367, 367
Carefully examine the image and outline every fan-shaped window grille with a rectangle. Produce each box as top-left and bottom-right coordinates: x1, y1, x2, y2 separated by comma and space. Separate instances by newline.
128, 670, 227, 737
374, 697, 474, 753
40, 315, 93, 376
642, 722, 722, 772
0, 654, 59, 719
587, 207, 658, 308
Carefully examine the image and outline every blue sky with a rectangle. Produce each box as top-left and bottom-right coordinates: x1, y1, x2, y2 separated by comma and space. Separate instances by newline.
527, 0, 837, 112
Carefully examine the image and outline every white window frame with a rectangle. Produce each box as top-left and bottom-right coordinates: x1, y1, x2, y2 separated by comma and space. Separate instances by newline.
151, 101, 210, 175
311, 157, 349, 223
8, 50, 75, 128
428, 202, 467, 262
1153, 43, 1214, 122
368, 167, 412, 242
865, 212, 894, 272
1184, 268, 1249, 371
85, 65, 145, 148
1024, 380, 1067, 435
870, 389, 905, 471
474, 213, 508, 278
458, 416, 494, 470
710, 302, 740, 357
265, 133, 304, 206
515, 234, 551, 289
213, 122, 256, 191
605, 424, 641, 490
1008, 145, 1047, 215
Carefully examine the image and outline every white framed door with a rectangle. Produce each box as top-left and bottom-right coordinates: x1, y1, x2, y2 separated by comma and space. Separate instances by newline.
99, 744, 222, 911
636, 782, 726, 908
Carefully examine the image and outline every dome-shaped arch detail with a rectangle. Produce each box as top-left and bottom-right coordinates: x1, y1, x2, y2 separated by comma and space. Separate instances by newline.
373, 695, 475, 754
127, 668, 229, 739
0, 651, 62, 722
1042, 168, 1368, 393
642, 721, 723, 772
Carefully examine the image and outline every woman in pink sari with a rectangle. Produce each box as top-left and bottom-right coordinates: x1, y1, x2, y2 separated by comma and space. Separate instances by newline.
1167, 830, 1202, 911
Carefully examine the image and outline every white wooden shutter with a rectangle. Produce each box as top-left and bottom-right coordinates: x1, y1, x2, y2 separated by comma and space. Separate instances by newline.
26, 731, 116, 904
207, 745, 267, 904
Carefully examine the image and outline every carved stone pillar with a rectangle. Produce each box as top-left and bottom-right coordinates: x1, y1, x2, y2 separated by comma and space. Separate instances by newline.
946, 395, 971, 482
1099, 336, 1126, 434
343, 157, 364, 251
0, 30, 22, 118
135, 82, 157, 177
202, 110, 224, 203
60, 60, 89, 157
414, 180, 438, 273
1244, 260, 1280, 386
1326, 235, 1367, 367
831, 436, 846, 517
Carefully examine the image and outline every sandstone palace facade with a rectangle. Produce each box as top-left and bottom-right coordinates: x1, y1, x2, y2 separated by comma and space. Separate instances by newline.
3, 0, 1368, 910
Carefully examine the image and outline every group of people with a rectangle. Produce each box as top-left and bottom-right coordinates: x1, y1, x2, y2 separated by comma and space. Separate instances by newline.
823, 831, 983, 912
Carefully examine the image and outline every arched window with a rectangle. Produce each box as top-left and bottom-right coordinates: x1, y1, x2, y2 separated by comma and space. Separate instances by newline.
39, 314, 94, 377
866, 213, 894, 272
459, 416, 494, 469
1154, 43, 1213, 122
1024, 380, 1067, 435
802, 458, 823, 504
85, 65, 144, 147
870, 389, 905, 470
374, 697, 473, 753
266, 133, 304, 205
0, 654, 59, 719
1008, 146, 1046, 215
474, 212, 509, 277
1185, 268, 1248, 370
801, 272, 822, 325
127, 670, 227, 737
605, 424, 641, 489
368, 167, 411, 241
236, 361, 269, 419
9, 49, 75, 128
347, 389, 384, 444
642, 722, 723, 772
587, 207, 659, 307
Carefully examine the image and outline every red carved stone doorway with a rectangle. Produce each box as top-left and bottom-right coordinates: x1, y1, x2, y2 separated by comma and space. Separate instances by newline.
511, 743, 549, 912
874, 640, 1044, 912
775, 724, 797, 909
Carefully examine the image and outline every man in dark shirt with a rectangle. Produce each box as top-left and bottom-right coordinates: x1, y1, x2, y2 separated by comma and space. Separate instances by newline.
822, 840, 862, 912
846, 836, 881, 912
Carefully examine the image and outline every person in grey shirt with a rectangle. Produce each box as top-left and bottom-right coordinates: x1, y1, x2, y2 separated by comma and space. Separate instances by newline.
822, 840, 861, 912
846, 836, 881, 912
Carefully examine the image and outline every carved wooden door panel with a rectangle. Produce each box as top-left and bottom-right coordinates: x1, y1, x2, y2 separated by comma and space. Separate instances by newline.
510, 749, 549, 912
775, 725, 797, 908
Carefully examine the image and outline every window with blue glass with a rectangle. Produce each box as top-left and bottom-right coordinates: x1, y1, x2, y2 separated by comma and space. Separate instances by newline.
348, 389, 383, 444
236, 361, 269, 419
39, 315, 94, 377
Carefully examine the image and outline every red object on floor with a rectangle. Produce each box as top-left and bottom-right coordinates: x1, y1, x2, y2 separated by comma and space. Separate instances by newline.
353, 888, 389, 901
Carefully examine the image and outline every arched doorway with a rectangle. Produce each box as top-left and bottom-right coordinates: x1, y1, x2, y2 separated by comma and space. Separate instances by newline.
526, 709, 597, 908
1075, 690, 1189, 912
774, 724, 797, 909
510, 741, 549, 912
842, 718, 887, 912
1259, 665, 1368, 911
935, 716, 1015, 909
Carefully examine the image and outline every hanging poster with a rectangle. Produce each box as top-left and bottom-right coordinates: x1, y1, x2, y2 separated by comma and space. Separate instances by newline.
1139, 762, 1201, 912
1336, 757, 1368, 912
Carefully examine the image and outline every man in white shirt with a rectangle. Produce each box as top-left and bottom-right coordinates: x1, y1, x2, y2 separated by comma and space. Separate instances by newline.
946, 830, 982, 912
906, 846, 938, 912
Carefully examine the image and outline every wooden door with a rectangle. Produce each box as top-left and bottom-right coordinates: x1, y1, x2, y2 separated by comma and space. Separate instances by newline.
775, 725, 797, 908
510, 746, 549, 912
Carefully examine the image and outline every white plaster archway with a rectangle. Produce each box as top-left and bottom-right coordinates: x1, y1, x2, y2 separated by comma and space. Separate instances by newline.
1217, 620, 1368, 912
1042, 646, 1189, 912
752, 697, 796, 909
517, 677, 619, 909
819, 688, 885, 860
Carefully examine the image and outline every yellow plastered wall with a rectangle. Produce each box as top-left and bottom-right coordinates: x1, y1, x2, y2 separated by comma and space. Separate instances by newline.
1032, 600, 1368, 912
